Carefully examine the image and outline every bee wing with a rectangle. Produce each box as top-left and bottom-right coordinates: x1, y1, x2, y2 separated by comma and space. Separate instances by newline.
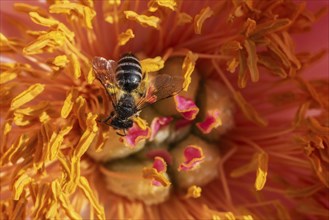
92, 57, 118, 108
136, 74, 184, 110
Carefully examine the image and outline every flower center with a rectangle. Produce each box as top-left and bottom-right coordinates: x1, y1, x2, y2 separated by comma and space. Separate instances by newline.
87, 56, 235, 204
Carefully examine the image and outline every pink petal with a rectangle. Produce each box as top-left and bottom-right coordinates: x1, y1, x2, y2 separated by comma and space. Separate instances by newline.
153, 156, 167, 173
142, 157, 171, 187
146, 149, 173, 165
174, 95, 199, 120
178, 145, 205, 171
150, 116, 173, 140
174, 118, 193, 130
123, 122, 150, 147
196, 110, 222, 134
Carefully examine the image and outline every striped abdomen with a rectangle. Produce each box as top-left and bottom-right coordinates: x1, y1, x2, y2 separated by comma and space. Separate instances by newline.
115, 54, 142, 92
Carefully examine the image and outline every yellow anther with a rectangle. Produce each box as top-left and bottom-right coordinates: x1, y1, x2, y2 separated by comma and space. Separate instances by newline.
186, 185, 202, 198
29, 11, 59, 26
177, 12, 193, 25
118, 29, 135, 46
182, 51, 198, 91
255, 152, 268, 191
53, 55, 68, 68
70, 54, 81, 79
39, 111, 50, 124
124, 11, 160, 29
61, 89, 77, 119
108, 0, 121, 6
148, 0, 176, 12
194, 7, 214, 34
49, 2, 96, 29
10, 84, 45, 110
13, 172, 32, 200
23, 31, 66, 55
140, 56, 165, 73
0, 72, 17, 84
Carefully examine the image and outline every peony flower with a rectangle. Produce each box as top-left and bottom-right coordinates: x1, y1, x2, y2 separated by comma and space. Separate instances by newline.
0, 0, 328, 219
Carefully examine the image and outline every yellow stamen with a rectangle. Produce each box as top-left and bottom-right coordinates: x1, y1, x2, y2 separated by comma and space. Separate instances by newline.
294, 101, 311, 127
13, 172, 32, 200
255, 152, 268, 191
142, 167, 171, 187
61, 89, 77, 119
51, 180, 59, 202
1, 135, 27, 164
75, 96, 87, 130
237, 49, 248, 88
225, 212, 235, 220
53, 180, 82, 220
82, 0, 94, 8
49, 2, 96, 29
105, 15, 114, 24
226, 58, 239, 73
29, 11, 75, 41
52, 55, 68, 68
221, 41, 243, 52
212, 212, 236, 220
243, 215, 254, 220
39, 111, 50, 123
10, 84, 45, 111
15, 101, 48, 116
87, 67, 95, 84
47, 125, 73, 160
13, 112, 30, 126
244, 39, 259, 82
29, 11, 59, 26
124, 11, 160, 29
148, 0, 176, 12
243, 18, 256, 37
252, 19, 291, 37
177, 12, 193, 25
78, 176, 106, 219
0, 33, 23, 53
140, 56, 164, 73
32, 183, 52, 218
118, 29, 135, 46
185, 185, 202, 198
133, 117, 149, 130
0, 32, 8, 42
0, 72, 17, 84
270, 33, 301, 69
46, 201, 59, 219
23, 31, 66, 55
14, 3, 45, 14
108, 0, 121, 6
182, 51, 198, 91
69, 53, 81, 79
194, 7, 214, 34
73, 113, 98, 159
4, 122, 12, 135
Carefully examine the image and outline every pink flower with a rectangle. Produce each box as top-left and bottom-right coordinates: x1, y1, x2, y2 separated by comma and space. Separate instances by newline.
0, 0, 328, 219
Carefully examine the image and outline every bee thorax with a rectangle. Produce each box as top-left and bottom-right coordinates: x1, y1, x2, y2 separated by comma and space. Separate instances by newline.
116, 93, 137, 119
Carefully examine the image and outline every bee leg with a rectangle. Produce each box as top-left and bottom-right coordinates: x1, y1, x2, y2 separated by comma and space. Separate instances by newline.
116, 130, 126, 136
102, 112, 115, 123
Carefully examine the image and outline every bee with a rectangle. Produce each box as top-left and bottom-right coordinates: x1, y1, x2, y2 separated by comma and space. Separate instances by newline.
92, 53, 183, 136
